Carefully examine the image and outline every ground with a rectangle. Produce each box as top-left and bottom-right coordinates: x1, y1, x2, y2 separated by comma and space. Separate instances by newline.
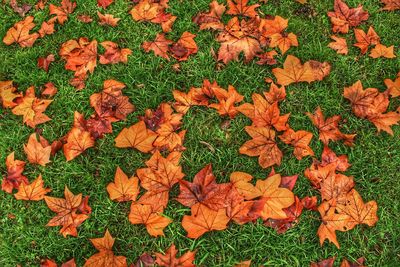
0, 0, 400, 266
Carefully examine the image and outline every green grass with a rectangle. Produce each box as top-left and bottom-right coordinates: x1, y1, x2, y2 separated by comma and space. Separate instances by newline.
1, 0, 400, 266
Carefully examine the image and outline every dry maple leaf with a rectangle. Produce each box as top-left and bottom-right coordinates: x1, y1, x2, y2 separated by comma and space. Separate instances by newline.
38, 19, 57, 38
12, 86, 52, 127
38, 54, 55, 72
226, 0, 260, 18
155, 244, 196, 267
84, 229, 127, 267
193, 0, 226, 31
272, 55, 316, 86
0, 81, 21, 108
279, 128, 314, 160
327, 0, 369, 34
320, 146, 351, 172
130, 0, 176, 32
176, 164, 231, 211
24, 133, 52, 166
77, 14, 93, 23
254, 173, 295, 220
182, 204, 230, 238
269, 32, 298, 55
115, 121, 158, 153
14, 175, 51, 201
239, 126, 283, 169
307, 107, 356, 146
40, 258, 76, 267
99, 41, 131, 64
172, 87, 209, 114
97, 0, 113, 9
343, 80, 400, 135
230, 172, 261, 200
3, 16, 39, 47
381, 0, 400, 10
256, 50, 278, 65
353, 26, 380, 54
107, 167, 139, 202
49, 0, 76, 25
42, 82, 58, 97
97, 12, 120, 27
384, 72, 400, 97
10, 0, 32, 17
129, 203, 172, 236
208, 85, 244, 118
169, 32, 198, 61
1, 152, 28, 194
217, 17, 262, 64
44, 186, 91, 237
63, 127, 95, 161
328, 35, 348, 55
137, 151, 184, 193
142, 33, 173, 60
369, 44, 396, 59
234, 260, 252, 267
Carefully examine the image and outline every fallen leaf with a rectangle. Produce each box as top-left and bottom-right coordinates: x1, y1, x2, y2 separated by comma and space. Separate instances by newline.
38, 54, 55, 72
98, 12, 120, 27
155, 244, 196, 267
3, 16, 39, 47
107, 167, 139, 202
97, 0, 113, 9
49, 0, 76, 25
226, 0, 260, 18
24, 133, 52, 166
279, 128, 314, 160
1, 152, 28, 194
14, 175, 51, 201
115, 121, 158, 153
328, 35, 348, 55
327, 0, 369, 33
129, 203, 171, 236
369, 44, 396, 59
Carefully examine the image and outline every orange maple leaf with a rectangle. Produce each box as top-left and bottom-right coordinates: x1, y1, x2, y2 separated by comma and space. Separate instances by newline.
269, 32, 298, 55
169, 32, 198, 61
239, 126, 283, 169
142, 33, 174, 60
1, 152, 28, 194
14, 175, 51, 201
279, 128, 314, 160
115, 121, 158, 153
155, 244, 196, 267
24, 133, 52, 166
328, 35, 348, 55
129, 203, 172, 237
272, 55, 315, 86
45, 186, 91, 237
49, 0, 76, 25
3, 16, 39, 47
208, 85, 244, 118
97, 12, 120, 27
369, 44, 396, 59
381, 0, 400, 10
99, 41, 131, 64
182, 204, 230, 238
107, 167, 139, 202
384, 72, 400, 97
226, 0, 260, 18
353, 26, 380, 54
193, 0, 226, 31
84, 229, 127, 267
0, 81, 21, 108
327, 0, 369, 33
63, 127, 95, 161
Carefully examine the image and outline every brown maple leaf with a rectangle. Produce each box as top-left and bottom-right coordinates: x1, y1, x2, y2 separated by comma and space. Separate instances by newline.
327, 0, 369, 34
226, 0, 260, 18
38, 54, 55, 72
193, 0, 226, 31
49, 0, 76, 25
14, 175, 51, 201
1, 152, 28, 194
328, 35, 348, 55
279, 128, 314, 160
353, 26, 380, 54
97, 12, 120, 27
381, 0, 400, 11
44, 186, 91, 237
3, 16, 39, 47
84, 229, 127, 266
24, 133, 52, 166
155, 244, 196, 267
142, 33, 174, 60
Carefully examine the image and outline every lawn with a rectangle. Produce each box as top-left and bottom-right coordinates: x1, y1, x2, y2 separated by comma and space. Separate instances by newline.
0, 0, 400, 266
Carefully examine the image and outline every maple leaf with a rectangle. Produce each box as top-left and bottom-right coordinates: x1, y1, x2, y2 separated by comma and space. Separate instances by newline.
381, 0, 400, 10
77, 14, 93, 23
182, 204, 230, 238
225, 188, 264, 224
24, 133, 52, 166
134, 253, 155, 267
63, 127, 95, 161
12, 86, 52, 127
176, 164, 231, 210
142, 33, 173, 60
256, 50, 278, 65
208, 85, 244, 118
155, 244, 196, 267
84, 229, 127, 267
264, 196, 303, 234
320, 171, 355, 204
217, 17, 262, 64
137, 190, 169, 213
310, 257, 336, 267
259, 15, 288, 37
129, 203, 172, 236
230, 171, 261, 200
38, 54, 55, 72
173, 87, 209, 114
226, 0, 260, 18
14, 175, 51, 201
384, 72, 400, 97
10, 0, 32, 17
41, 258, 76, 267
44, 186, 91, 237
90, 80, 134, 121
369, 44, 396, 59
320, 146, 351, 172
254, 173, 295, 220
307, 107, 356, 146
137, 151, 185, 193
269, 32, 298, 55
279, 128, 314, 160
343, 80, 400, 135
327, 0, 369, 34
1, 152, 28, 194
38, 19, 57, 38
100, 41, 132, 64
107, 167, 139, 202
0, 81, 21, 108
193, 0, 226, 30
328, 35, 348, 55
130, 0, 160, 22
3, 16, 39, 47
97, 0, 113, 9
97, 12, 120, 27
353, 26, 380, 54
42, 82, 58, 97
234, 260, 252, 267
49, 0, 76, 25
115, 121, 158, 153
169, 32, 198, 61
239, 126, 283, 169
272, 55, 316, 86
